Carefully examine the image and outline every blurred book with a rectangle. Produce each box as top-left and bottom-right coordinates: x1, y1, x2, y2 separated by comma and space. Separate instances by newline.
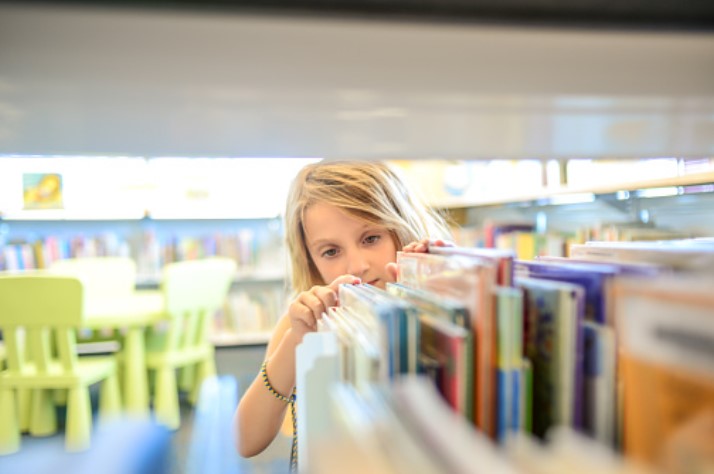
419, 314, 471, 418
397, 250, 498, 436
340, 284, 413, 379
582, 321, 616, 447
429, 245, 516, 286
614, 275, 714, 472
495, 286, 525, 442
506, 427, 653, 474
571, 240, 714, 273
391, 376, 520, 474
516, 276, 585, 437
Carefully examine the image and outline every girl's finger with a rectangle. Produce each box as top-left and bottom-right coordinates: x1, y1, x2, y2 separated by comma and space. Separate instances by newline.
312, 286, 338, 312
290, 301, 317, 331
300, 292, 326, 321
328, 274, 361, 293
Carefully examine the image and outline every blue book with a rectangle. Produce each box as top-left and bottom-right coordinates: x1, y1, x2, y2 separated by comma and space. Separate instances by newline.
339, 283, 414, 378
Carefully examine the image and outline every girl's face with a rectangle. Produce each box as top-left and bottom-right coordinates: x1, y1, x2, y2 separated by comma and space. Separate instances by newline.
303, 202, 397, 289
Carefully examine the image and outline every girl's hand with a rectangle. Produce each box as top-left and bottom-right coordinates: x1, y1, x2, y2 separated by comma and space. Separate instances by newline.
385, 238, 455, 282
287, 274, 361, 338
401, 238, 454, 253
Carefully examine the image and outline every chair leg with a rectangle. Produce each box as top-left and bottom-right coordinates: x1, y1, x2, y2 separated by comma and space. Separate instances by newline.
179, 365, 196, 393
99, 373, 122, 426
17, 388, 32, 433
29, 389, 58, 437
54, 388, 68, 406
189, 355, 217, 405
123, 327, 149, 417
65, 387, 92, 452
154, 367, 180, 430
0, 387, 20, 455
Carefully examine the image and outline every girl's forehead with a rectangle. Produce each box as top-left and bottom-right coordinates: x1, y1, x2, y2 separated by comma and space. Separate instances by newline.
303, 203, 385, 240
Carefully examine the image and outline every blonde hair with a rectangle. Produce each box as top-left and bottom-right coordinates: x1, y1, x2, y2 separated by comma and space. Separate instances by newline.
284, 161, 452, 293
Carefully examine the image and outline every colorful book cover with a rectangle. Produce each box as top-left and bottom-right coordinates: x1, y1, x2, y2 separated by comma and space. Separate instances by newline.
495, 286, 524, 442
397, 250, 498, 436
614, 275, 714, 471
520, 358, 533, 434
387, 282, 473, 420
517, 258, 663, 432
582, 321, 616, 447
429, 246, 515, 287
516, 276, 584, 437
2, 246, 19, 271
387, 282, 469, 329
340, 283, 414, 378
419, 314, 471, 418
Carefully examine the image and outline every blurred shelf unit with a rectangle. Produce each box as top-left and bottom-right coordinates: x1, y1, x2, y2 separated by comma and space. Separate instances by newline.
0, 218, 284, 273
393, 158, 714, 212
443, 169, 714, 212
413, 162, 714, 259
0, 219, 288, 348
0, 156, 307, 347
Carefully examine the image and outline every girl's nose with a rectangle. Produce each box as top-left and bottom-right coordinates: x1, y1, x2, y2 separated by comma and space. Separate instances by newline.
345, 250, 369, 277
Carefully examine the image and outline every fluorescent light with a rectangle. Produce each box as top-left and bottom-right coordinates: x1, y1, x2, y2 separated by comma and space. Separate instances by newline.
635, 187, 680, 198
548, 193, 596, 205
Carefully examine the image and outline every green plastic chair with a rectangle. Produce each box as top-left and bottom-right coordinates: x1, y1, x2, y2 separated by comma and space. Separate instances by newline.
0, 274, 121, 454
145, 257, 236, 430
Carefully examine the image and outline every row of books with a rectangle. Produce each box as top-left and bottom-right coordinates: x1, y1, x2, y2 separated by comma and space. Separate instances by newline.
452, 220, 695, 262
296, 240, 714, 473
452, 222, 569, 260
0, 230, 265, 273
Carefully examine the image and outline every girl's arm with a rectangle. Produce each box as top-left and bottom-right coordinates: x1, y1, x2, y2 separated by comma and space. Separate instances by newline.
234, 274, 360, 457
234, 314, 299, 457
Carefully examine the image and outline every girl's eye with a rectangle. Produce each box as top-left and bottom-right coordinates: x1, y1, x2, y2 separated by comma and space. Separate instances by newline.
364, 235, 381, 245
321, 248, 338, 258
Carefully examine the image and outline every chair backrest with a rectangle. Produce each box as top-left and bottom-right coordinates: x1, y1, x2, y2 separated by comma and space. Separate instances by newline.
49, 257, 137, 303
0, 274, 83, 374
160, 257, 236, 350
0, 274, 84, 327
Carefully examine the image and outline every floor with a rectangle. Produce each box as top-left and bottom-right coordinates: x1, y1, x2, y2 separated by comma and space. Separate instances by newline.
0, 344, 291, 474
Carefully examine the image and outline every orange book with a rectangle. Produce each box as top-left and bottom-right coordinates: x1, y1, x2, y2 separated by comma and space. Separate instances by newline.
620, 353, 714, 469
614, 275, 714, 471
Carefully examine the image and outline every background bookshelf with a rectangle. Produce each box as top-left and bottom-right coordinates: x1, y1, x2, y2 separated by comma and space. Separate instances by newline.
0, 156, 307, 346
392, 158, 714, 260
3, 156, 713, 344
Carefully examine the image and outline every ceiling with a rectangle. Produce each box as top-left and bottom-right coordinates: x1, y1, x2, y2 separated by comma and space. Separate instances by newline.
1, 2, 713, 159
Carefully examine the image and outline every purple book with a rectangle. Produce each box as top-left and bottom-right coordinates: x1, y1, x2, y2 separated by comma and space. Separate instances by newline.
516, 259, 660, 431
517, 259, 660, 325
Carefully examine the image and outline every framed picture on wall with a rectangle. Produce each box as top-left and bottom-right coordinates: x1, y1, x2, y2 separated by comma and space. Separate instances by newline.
23, 173, 64, 210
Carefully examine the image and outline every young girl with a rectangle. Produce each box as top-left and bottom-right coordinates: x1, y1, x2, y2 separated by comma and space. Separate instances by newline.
234, 161, 452, 461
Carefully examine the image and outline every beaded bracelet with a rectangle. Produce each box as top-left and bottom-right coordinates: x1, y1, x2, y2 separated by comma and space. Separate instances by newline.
260, 360, 293, 403
260, 360, 298, 472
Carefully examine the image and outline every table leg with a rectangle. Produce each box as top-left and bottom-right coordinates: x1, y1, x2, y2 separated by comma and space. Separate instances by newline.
123, 327, 149, 417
